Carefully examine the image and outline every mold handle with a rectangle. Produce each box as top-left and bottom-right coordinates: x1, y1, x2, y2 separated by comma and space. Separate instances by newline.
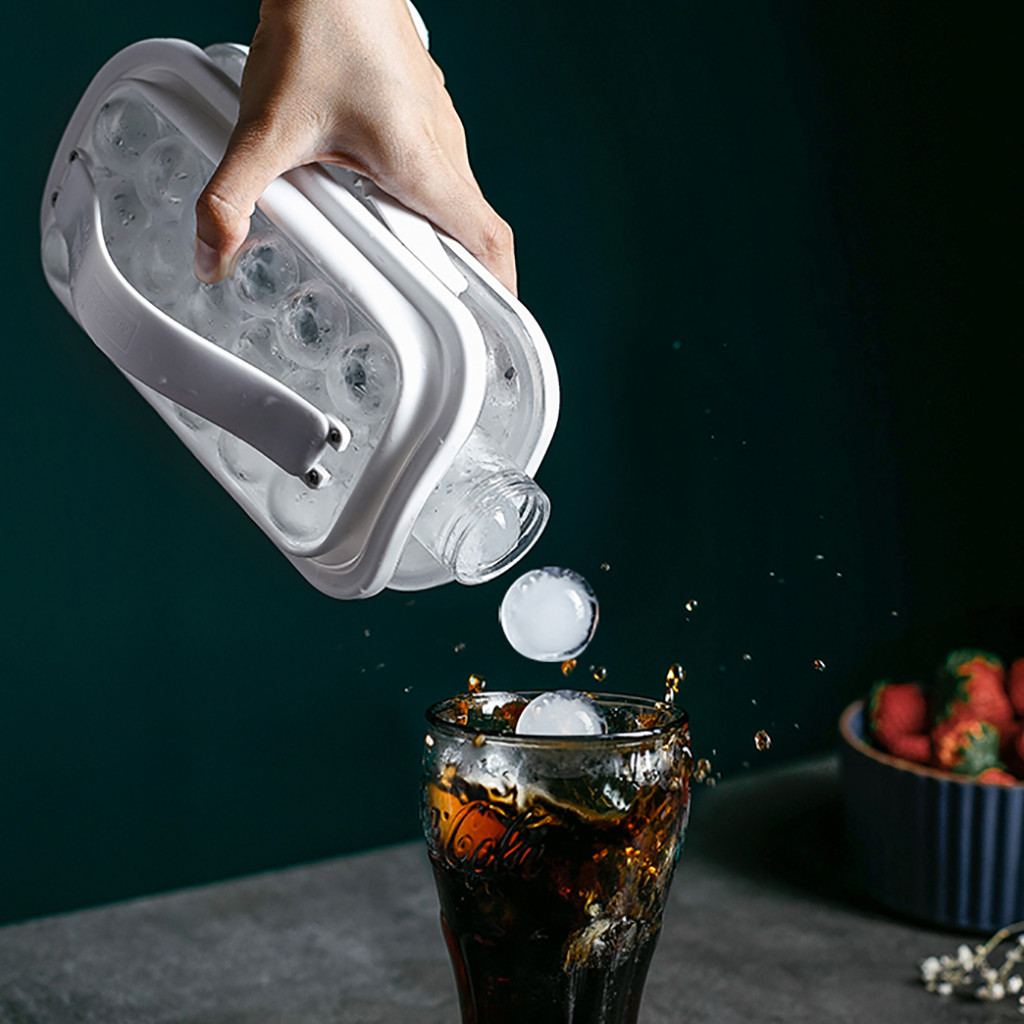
52, 150, 349, 480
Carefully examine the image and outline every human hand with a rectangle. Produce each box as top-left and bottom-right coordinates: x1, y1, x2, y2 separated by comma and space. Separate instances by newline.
194, 0, 517, 293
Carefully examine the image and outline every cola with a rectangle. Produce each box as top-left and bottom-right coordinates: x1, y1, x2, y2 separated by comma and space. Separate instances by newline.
421, 692, 692, 1024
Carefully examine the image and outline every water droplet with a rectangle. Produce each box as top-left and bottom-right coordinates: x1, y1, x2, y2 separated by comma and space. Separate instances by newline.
424, 734, 435, 747
890, 610, 899, 617
592, 666, 607, 682
453, 642, 466, 653
793, 722, 801, 730
468, 674, 487, 694
741, 653, 752, 662
473, 733, 486, 748
751, 698, 758, 706
684, 598, 698, 613
835, 571, 844, 579
665, 664, 686, 703
694, 758, 712, 783
363, 628, 371, 638
754, 729, 772, 752
561, 658, 577, 676
705, 777, 718, 788
768, 571, 776, 577
403, 685, 413, 694
599, 562, 611, 572
813, 659, 826, 671
672, 340, 681, 350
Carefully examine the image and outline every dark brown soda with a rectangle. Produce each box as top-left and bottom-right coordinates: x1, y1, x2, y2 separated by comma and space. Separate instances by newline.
424, 764, 689, 1024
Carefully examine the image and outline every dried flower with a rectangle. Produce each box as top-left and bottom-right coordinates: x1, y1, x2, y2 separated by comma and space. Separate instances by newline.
920, 921, 1024, 1013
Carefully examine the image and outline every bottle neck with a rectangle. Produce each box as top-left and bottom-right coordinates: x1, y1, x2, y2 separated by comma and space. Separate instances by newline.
411, 429, 550, 584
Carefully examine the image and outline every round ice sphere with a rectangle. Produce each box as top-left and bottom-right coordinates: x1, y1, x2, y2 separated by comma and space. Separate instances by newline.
267, 469, 343, 541
130, 221, 193, 311
181, 281, 243, 344
230, 234, 299, 314
499, 567, 599, 662
135, 136, 204, 218
217, 430, 274, 485
98, 177, 150, 261
515, 690, 607, 737
278, 282, 348, 367
41, 224, 70, 286
92, 96, 160, 174
325, 332, 399, 422
204, 43, 247, 86
230, 318, 292, 377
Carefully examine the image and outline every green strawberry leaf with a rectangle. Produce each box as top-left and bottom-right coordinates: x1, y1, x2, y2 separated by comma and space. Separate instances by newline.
952, 722, 1002, 777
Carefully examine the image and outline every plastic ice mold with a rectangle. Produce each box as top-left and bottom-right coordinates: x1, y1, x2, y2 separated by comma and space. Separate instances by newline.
41, 36, 559, 599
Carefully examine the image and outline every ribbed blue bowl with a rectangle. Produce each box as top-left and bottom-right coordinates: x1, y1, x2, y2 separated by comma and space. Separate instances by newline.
840, 701, 1024, 932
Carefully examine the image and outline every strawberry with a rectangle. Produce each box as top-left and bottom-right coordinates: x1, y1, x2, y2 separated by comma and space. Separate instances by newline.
1007, 658, 1024, 717
883, 732, 931, 764
931, 716, 1002, 775
932, 649, 1013, 738
975, 767, 1018, 786
868, 680, 929, 763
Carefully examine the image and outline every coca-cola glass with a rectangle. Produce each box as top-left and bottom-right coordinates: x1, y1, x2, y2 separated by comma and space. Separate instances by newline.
421, 691, 692, 1024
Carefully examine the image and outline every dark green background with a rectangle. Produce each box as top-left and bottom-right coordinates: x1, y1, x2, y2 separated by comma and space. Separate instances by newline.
2, 1, 1019, 924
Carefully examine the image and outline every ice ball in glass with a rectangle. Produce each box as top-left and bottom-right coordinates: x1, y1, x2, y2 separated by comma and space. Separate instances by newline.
515, 690, 607, 736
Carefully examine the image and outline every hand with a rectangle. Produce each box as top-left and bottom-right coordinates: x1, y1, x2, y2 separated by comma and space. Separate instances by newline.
194, 0, 517, 293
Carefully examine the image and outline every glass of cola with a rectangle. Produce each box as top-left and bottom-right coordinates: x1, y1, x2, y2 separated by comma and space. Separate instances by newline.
421, 690, 692, 1024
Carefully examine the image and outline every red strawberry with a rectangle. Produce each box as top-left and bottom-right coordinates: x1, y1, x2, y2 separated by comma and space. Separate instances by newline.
884, 732, 931, 764
975, 767, 1018, 786
931, 716, 1002, 775
932, 649, 1013, 737
868, 680, 929, 763
1007, 658, 1024, 717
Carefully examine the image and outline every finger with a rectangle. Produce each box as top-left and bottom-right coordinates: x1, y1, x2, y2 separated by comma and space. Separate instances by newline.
380, 156, 518, 296
193, 125, 299, 283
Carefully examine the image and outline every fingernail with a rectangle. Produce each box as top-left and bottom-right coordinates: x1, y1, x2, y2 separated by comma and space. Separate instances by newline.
194, 237, 222, 283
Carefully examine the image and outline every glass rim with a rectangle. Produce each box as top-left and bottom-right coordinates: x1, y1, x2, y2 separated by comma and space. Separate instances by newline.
424, 690, 689, 747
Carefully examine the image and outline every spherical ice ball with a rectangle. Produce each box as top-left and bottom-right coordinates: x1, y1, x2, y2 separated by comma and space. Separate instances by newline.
499, 567, 598, 662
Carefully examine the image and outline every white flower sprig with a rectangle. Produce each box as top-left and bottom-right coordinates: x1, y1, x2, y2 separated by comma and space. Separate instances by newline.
920, 922, 1024, 1011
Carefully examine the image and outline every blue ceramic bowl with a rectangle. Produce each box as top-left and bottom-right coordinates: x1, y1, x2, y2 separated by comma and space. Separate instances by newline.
840, 700, 1024, 932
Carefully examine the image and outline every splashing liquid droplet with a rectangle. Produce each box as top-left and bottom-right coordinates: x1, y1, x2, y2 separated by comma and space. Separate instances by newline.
694, 758, 712, 783
684, 599, 698, 613
453, 642, 466, 653
468, 674, 487, 694
592, 666, 607, 682
561, 658, 577, 676
813, 659, 827, 672
754, 730, 772, 752
403, 685, 413, 694
665, 664, 686, 703
814, 553, 825, 561
472, 734, 486, 748
741, 653, 752, 662
599, 562, 611, 572
424, 734, 435, 747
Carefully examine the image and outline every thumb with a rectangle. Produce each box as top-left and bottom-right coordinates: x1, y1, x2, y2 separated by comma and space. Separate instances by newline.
193, 128, 294, 283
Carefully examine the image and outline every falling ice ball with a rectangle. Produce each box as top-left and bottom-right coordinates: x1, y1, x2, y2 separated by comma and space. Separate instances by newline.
515, 689, 607, 736
499, 567, 598, 662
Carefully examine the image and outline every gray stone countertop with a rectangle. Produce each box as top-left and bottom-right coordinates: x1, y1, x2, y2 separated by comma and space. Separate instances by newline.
0, 756, 1014, 1023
